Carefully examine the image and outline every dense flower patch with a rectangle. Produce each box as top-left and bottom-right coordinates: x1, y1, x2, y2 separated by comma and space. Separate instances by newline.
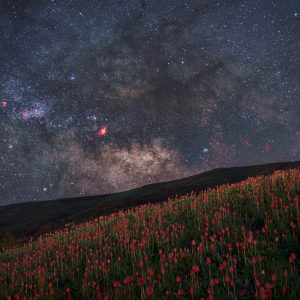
0, 169, 299, 299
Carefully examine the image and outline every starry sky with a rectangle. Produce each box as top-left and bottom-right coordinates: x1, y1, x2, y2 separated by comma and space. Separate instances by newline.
0, 0, 299, 205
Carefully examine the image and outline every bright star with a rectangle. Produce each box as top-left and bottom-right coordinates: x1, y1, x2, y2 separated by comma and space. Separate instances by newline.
202, 147, 209, 153
68, 74, 76, 81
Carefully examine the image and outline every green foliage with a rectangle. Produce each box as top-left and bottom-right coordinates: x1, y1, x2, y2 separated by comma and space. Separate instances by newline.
0, 231, 17, 251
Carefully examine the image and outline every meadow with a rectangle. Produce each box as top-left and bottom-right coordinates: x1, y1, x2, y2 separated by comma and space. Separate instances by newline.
0, 169, 299, 299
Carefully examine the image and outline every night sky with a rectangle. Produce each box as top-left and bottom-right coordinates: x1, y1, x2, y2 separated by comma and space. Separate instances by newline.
0, 0, 299, 205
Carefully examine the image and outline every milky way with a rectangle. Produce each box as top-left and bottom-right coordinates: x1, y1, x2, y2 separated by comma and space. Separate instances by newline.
0, 0, 299, 205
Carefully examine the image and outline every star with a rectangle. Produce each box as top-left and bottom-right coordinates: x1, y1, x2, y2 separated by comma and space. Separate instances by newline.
202, 147, 209, 153
68, 74, 76, 81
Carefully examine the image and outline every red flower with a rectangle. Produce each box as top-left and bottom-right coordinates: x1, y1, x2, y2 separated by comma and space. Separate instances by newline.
148, 268, 155, 277
177, 289, 184, 296
146, 286, 154, 297
259, 287, 266, 300
192, 265, 200, 273
255, 279, 261, 288
138, 278, 145, 286
282, 286, 287, 296
206, 257, 212, 265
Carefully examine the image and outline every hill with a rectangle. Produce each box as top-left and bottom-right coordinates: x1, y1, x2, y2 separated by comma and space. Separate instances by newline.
0, 168, 299, 299
0, 160, 300, 243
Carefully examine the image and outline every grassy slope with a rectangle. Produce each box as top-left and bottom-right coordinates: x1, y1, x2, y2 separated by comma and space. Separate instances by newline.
1, 160, 300, 243
0, 169, 299, 299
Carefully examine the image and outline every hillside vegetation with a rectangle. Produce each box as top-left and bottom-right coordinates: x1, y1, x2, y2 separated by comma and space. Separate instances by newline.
0, 169, 299, 299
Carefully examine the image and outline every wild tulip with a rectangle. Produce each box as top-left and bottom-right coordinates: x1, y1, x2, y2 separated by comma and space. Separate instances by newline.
282, 286, 287, 296
265, 283, 272, 298
146, 286, 154, 297
259, 287, 266, 300
192, 265, 200, 273
206, 257, 212, 265
138, 278, 144, 286
255, 279, 261, 288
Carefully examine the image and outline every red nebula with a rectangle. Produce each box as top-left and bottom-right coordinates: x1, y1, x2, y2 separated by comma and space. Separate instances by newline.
241, 137, 250, 146
97, 126, 107, 137
264, 142, 271, 152
1, 100, 7, 108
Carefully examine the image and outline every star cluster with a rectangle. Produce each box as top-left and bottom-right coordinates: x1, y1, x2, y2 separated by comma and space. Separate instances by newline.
0, 0, 299, 204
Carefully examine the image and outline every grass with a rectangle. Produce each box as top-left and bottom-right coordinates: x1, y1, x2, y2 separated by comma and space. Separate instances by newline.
0, 169, 299, 299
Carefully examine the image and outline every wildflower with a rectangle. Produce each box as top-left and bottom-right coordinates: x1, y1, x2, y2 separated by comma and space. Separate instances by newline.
192, 265, 200, 273
282, 286, 286, 296
138, 278, 145, 286
146, 286, 154, 297
259, 287, 266, 300
206, 257, 212, 265
148, 268, 155, 277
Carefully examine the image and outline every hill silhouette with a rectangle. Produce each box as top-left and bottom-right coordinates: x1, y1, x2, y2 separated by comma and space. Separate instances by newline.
0, 160, 299, 243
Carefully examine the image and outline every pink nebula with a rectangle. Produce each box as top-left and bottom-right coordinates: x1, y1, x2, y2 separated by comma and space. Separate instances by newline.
1, 100, 7, 108
97, 126, 107, 137
21, 108, 45, 120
